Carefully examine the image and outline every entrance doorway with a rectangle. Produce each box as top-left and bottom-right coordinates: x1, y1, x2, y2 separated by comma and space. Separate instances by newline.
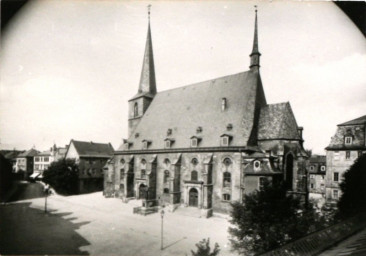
189, 188, 198, 207
138, 184, 147, 199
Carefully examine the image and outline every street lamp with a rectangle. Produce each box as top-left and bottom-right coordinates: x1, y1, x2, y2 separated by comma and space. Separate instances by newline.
44, 184, 50, 213
160, 209, 165, 250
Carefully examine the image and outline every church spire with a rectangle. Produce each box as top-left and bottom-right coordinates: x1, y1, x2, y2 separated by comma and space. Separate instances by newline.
138, 5, 157, 95
249, 6, 261, 71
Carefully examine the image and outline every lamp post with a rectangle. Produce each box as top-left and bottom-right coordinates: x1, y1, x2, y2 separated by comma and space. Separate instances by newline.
44, 184, 50, 213
160, 209, 165, 250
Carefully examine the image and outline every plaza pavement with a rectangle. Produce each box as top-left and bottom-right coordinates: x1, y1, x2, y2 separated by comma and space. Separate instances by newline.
3, 192, 235, 256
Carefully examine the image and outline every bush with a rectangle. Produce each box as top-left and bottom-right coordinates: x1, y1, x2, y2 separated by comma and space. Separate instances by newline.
191, 238, 220, 256
43, 159, 79, 195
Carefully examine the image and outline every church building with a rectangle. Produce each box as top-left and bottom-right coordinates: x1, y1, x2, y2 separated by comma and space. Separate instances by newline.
104, 9, 308, 217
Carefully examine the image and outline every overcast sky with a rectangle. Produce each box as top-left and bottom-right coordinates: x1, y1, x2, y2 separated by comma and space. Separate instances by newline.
1, 0, 365, 154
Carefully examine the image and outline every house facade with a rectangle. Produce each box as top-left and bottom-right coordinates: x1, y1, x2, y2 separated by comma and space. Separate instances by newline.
32, 144, 68, 179
104, 9, 308, 217
308, 155, 326, 195
15, 148, 39, 179
65, 140, 114, 194
325, 115, 366, 203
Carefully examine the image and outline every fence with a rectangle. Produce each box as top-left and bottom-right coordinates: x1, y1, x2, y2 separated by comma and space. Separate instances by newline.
259, 213, 366, 256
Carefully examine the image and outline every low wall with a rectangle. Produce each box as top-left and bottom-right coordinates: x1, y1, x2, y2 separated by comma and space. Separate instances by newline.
259, 213, 366, 256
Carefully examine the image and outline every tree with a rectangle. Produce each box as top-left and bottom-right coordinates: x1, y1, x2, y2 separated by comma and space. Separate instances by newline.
191, 238, 220, 256
337, 154, 366, 219
43, 158, 79, 195
229, 181, 324, 255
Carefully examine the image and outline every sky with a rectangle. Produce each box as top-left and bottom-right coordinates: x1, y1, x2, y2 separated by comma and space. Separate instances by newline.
1, 0, 365, 154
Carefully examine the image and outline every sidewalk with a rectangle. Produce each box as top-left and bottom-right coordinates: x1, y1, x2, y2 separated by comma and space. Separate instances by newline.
7, 192, 235, 256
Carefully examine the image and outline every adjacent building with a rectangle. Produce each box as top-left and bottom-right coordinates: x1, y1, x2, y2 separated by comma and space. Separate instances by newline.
15, 148, 39, 179
32, 144, 68, 179
103, 10, 308, 217
325, 115, 366, 203
65, 140, 114, 194
308, 155, 326, 195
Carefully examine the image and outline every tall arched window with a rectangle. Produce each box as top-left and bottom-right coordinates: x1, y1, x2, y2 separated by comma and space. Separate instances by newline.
134, 102, 138, 117
285, 154, 294, 190
191, 170, 198, 181
223, 172, 231, 187
164, 170, 170, 183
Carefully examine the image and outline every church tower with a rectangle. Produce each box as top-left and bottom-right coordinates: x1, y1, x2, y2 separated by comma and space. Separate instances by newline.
128, 6, 157, 137
249, 7, 260, 71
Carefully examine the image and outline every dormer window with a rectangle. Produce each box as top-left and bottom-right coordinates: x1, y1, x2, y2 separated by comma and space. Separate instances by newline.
221, 98, 227, 111
345, 136, 352, 145
142, 140, 151, 149
190, 136, 201, 148
226, 123, 233, 131
124, 142, 133, 150
164, 138, 175, 149
196, 126, 202, 133
220, 134, 232, 146
254, 160, 261, 171
167, 129, 172, 136
135, 133, 139, 138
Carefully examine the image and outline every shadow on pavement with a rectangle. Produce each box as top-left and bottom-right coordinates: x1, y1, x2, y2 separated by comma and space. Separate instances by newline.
7, 182, 45, 202
163, 237, 187, 250
0, 202, 90, 255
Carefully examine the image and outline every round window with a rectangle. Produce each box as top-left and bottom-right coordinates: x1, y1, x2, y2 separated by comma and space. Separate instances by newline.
254, 161, 260, 169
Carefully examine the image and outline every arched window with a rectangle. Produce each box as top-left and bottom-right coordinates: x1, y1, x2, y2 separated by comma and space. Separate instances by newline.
164, 170, 170, 183
223, 172, 231, 187
191, 170, 198, 181
285, 154, 294, 190
134, 102, 138, 117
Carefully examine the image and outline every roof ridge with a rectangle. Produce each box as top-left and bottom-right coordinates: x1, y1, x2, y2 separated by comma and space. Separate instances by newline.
157, 70, 251, 95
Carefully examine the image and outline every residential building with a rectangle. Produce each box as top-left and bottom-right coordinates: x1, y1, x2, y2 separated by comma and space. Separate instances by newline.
32, 144, 68, 179
308, 155, 326, 195
2, 150, 25, 172
325, 115, 366, 203
103, 9, 308, 217
15, 148, 39, 179
65, 140, 114, 194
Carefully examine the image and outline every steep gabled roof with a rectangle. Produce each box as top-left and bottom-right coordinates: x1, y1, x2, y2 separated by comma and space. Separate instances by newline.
118, 70, 266, 151
71, 140, 114, 158
257, 102, 301, 140
17, 148, 39, 158
338, 115, 366, 126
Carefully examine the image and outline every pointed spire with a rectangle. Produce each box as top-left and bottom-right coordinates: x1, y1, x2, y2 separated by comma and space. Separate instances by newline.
250, 6, 261, 70
137, 4, 157, 96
